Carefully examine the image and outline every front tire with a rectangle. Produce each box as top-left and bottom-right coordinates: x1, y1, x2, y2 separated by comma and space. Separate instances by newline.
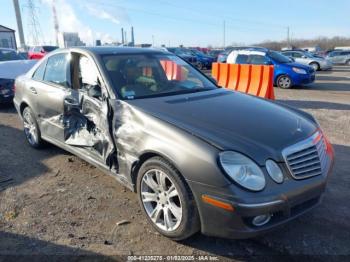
137, 157, 200, 240
22, 107, 44, 148
277, 75, 292, 89
196, 62, 204, 70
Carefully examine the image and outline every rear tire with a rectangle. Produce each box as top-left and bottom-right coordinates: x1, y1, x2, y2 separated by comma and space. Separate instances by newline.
309, 62, 320, 71
22, 107, 44, 148
277, 75, 292, 89
137, 156, 200, 240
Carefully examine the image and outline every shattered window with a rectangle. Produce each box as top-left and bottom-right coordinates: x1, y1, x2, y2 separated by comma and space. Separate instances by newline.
32, 60, 47, 81
102, 53, 216, 100
79, 56, 99, 90
44, 53, 71, 88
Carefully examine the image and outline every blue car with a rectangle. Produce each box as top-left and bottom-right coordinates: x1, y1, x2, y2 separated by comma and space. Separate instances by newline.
227, 48, 315, 89
189, 49, 215, 69
165, 48, 197, 65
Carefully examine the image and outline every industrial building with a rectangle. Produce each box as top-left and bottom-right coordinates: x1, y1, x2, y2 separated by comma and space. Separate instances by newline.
0, 25, 17, 49
58, 32, 85, 48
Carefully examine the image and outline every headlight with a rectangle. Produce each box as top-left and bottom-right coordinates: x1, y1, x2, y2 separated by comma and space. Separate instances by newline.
219, 151, 265, 191
292, 67, 307, 74
265, 160, 284, 184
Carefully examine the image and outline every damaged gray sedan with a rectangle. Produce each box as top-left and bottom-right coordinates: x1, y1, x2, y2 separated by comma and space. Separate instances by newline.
14, 47, 334, 240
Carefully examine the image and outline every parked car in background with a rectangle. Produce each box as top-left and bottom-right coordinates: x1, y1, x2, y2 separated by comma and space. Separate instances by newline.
326, 50, 350, 65
281, 50, 332, 71
166, 47, 197, 65
217, 46, 266, 63
14, 47, 333, 240
227, 48, 315, 89
217, 49, 231, 63
208, 49, 223, 61
189, 49, 215, 69
28, 45, 59, 60
0, 48, 36, 104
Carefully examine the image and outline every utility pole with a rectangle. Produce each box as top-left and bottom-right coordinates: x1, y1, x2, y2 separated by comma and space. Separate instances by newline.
287, 26, 290, 46
52, 0, 60, 46
12, 0, 26, 49
152, 35, 155, 46
223, 20, 226, 48
25, 0, 43, 45
121, 28, 124, 44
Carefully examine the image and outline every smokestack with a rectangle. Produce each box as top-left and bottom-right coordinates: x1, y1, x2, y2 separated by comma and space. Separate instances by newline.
121, 28, 124, 44
131, 26, 135, 46
12, 0, 26, 49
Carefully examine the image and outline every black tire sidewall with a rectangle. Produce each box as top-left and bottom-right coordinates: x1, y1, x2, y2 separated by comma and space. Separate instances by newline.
136, 157, 199, 240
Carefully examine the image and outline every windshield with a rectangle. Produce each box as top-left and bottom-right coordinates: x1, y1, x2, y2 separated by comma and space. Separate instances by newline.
0, 49, 24, 61
268, 51, 292, 63
102, 53, 217, 100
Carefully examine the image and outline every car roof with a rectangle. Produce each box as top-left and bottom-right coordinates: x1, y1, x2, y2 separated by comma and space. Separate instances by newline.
0, 48, 17, 52
230, 49, 267, 56
68, 46, 168, 55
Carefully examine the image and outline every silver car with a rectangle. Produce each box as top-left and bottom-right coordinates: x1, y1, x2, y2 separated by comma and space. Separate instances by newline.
282, 50, 332, 71
326, 50, 350, 65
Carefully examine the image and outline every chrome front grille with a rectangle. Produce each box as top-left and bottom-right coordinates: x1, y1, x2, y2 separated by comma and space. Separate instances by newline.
283, 131, 327, 179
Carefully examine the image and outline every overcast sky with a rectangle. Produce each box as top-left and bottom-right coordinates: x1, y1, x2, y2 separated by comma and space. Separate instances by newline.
1, 0, 350, 47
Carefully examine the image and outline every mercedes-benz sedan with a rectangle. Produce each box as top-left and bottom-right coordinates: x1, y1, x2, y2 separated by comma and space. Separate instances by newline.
13, 47, 334, 240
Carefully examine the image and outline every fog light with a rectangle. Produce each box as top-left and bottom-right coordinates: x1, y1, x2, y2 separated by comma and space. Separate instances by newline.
252, 214, 271, 226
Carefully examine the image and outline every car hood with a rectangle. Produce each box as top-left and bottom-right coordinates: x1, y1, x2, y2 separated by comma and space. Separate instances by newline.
283, 62, 312, 70
0, 60, 37, 79
126, 89, 317, 164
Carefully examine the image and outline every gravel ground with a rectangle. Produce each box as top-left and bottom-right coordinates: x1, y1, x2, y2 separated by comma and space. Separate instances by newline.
0, 66, 349, 261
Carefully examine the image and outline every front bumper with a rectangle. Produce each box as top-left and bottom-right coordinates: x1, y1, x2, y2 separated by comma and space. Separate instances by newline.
293, 73, 315, 85
187, 157, 333, 239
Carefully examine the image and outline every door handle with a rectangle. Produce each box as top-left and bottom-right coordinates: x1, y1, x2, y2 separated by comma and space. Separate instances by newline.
29, 87, 37, 94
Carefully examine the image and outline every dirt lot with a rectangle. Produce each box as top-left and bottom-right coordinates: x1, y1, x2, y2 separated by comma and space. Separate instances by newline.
0, 66, 349, 261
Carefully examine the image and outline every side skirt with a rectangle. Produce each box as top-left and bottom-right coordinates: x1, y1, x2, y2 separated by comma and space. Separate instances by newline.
42, 135, 135, 191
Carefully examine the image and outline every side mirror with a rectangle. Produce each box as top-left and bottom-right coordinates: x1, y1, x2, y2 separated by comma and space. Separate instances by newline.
289, 57, 295, 62
88, 85, 102, 99
40, 49, 45, 53
302, 55, 307, 59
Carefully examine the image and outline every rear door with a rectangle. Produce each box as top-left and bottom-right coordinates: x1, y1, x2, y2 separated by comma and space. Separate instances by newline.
291, 52, 306, 64
34, 52, 72, 141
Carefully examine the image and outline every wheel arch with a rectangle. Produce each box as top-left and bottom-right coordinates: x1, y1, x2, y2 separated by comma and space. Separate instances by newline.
19, 101, 30, 116
130, 150, 185, 192
309, 61, 320, 68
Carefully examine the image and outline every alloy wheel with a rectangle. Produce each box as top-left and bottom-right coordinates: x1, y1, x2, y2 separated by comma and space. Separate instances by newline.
23, 110, 38, 146
141, 169, 182, 232
278, 76, 292, 89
